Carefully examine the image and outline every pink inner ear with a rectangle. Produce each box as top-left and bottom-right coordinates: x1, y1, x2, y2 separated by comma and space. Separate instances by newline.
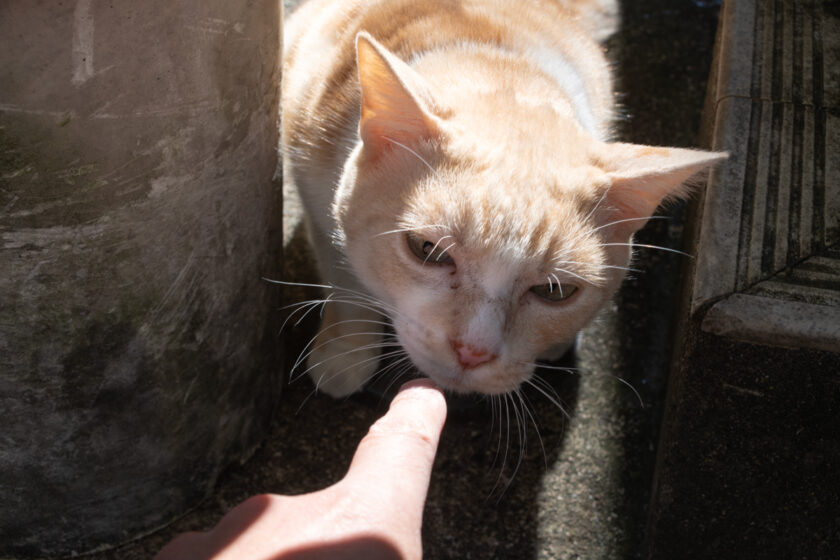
356, 32, 440, 154
606, 178, 667, 224
598, 143, 727, 234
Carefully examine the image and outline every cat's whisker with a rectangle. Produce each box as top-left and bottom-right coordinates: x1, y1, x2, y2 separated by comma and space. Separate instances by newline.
313, 284, 401, 314
303, 294, 335, 325
375, 357, 418, 397
423, 235, 453, 265
436, 241, 457, 262
325, 286, 404, 317
291, 329, 401, 379
487, 394, 504, 473
265, 276, 403, 318
551, 266, 600, 287
516, 389, 547, 469
289, 333, 402, 380
349, 356, 407, 395
612, 376, 645, 408
312, 349, 409, 397
581, 185, 611, 225
382, 136, 438, 175
374, 223, 448, 237
288, 295, 396, 323
508, 390, 527, 487
489, 393, 514, 498
292, 341, 404, 385
549, 273, 563, 296
524, 375, 570, 419
279, 298, 329, 333
597, 242, 693, 258
309, 347, 408, 389
282, 297, 392, 336
553, 260, 640, 274
525, 361, 645, 408
522, 361, 580, 374
263, 277, 333, 291
333, 264, 358, 274
291, 323, 399, 377
588, 215, 668, 234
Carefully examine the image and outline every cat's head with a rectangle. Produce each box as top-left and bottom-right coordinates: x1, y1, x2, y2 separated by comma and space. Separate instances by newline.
333, 33, 724, 394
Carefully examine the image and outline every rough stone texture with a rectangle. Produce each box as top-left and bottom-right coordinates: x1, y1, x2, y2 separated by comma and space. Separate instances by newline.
647, 1, 840, 558
648, 334, 840, 559
692, 0, 840, 349
0, 1, 282, 556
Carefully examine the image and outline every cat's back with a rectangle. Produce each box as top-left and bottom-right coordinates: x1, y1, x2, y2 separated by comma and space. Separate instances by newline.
282, 0, 616, 171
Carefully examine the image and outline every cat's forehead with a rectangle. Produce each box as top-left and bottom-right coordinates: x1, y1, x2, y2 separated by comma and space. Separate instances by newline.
403, 170, 606, 276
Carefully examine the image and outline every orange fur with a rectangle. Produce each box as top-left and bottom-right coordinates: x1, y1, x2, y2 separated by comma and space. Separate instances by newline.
282, 0, 725, 396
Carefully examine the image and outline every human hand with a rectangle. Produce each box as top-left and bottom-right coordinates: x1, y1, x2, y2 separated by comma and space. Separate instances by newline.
155, 379, 447, 560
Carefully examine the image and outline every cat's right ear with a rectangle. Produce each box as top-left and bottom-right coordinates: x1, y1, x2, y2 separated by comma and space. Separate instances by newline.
356, 32, 442, 156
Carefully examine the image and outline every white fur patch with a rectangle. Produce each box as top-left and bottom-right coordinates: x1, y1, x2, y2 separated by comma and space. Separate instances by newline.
525, 47, 599, 138
464, 301, 504, 349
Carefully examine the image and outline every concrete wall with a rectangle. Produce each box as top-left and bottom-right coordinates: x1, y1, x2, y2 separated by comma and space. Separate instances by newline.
0, 1, 282, 556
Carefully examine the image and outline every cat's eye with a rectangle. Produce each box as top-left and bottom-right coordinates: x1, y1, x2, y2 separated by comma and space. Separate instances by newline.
406, 232, 455, 265
530, 283, 578, 302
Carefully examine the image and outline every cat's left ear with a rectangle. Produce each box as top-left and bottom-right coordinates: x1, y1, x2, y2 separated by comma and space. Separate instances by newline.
596, 143, 727, 234
356, 32, 443, 155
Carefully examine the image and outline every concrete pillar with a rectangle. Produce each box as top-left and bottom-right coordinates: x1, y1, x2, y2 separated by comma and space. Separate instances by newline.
0, 0, 282, 556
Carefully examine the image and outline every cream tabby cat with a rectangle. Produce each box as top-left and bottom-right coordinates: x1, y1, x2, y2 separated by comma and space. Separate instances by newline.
282, 0, 724, 397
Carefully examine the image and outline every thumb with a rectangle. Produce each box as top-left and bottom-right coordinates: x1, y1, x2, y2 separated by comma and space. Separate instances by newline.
344, 379, 447, 522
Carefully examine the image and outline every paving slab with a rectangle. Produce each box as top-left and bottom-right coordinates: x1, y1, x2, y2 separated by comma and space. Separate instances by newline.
692, 0, 840, 349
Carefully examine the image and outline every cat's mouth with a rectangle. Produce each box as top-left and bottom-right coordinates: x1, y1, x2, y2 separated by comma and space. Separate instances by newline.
397, 332, 529, 395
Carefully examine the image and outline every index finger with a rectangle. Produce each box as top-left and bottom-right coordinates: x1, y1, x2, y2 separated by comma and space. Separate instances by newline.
344, 379, 447, 515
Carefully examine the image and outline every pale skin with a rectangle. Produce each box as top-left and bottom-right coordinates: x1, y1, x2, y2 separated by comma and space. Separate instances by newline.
155, 380, 447, 560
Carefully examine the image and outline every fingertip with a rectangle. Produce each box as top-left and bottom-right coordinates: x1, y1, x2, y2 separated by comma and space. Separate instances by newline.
398, 377, 440, 391
393, 378, 447, 419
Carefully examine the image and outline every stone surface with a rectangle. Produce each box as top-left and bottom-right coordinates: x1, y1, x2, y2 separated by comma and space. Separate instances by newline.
0, 1, 282, 556
647, 334, 840, 559
647, 1, 840, 558
693, 0, 840, 350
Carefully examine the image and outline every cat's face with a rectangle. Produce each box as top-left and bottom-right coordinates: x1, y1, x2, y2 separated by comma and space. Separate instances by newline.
331, 33, 723, 395
336, 127, 632, 394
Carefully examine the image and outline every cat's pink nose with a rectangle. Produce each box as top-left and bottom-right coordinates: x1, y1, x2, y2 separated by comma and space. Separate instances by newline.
452, 340, 496, 369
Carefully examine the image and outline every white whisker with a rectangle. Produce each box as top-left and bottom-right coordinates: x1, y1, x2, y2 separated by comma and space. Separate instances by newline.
375, 223, 448, 237
589, 215, 667, 234
552, 266, 600, 287
516, 389, 546, 469
553, 260, 640, 273
292, 322, 398, 375
525, 375, 570, 419
383, 136, 437, 175
598, 242, 692, 258
435, 241, 457, 262
583, 185, 611, 224
549, 273, 563, 296
423, 235, 453, 265
308, 347, 407, 388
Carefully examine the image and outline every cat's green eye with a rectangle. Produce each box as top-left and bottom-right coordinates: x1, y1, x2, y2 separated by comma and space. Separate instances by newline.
406, 232, 455, 265
530, 283, 578, 302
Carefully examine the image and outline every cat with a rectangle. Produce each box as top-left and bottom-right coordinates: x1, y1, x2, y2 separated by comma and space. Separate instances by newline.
281, 0, 724, 398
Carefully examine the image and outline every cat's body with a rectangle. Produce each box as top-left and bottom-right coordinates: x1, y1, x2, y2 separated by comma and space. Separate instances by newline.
282, 0, 723, 397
